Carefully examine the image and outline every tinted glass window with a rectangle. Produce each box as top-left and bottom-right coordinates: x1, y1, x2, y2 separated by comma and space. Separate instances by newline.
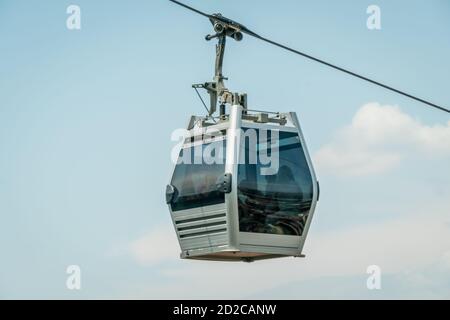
170, 142, 226, 212
238, 129, 313, 236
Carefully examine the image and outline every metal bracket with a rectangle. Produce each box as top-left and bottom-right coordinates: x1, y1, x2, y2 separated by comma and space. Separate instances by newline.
193, 14, 246, 117
216, 173, 232, 193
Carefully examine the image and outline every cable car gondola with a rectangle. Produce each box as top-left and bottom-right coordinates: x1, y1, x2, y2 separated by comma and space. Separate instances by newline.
165, 9, 319, 262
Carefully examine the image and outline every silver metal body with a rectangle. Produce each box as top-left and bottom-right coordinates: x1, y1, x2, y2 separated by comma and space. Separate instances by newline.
167, 106, 319, 262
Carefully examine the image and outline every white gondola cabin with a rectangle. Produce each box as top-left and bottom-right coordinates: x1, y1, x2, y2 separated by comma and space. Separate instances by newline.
166, 106, 319, 262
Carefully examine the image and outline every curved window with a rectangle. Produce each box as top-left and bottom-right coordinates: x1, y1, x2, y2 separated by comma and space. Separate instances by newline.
238, 129, 313, 236
170, 141, 226, 212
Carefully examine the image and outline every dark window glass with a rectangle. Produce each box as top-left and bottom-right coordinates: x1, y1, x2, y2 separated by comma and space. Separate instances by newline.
238, 129, 313, 236
170, 141, 226, 212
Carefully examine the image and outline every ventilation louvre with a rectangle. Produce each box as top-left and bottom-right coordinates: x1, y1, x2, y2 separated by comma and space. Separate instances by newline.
175, 212, 227, 239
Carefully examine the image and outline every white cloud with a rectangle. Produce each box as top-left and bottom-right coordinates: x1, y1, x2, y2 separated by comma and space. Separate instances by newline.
436, 250, 450, 271
128, 227, 180, 266
314, 103, 450, 177
124, 205, 450, 299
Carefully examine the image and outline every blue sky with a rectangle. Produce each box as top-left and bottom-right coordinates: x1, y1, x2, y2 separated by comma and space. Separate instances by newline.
0, 0, 449, 299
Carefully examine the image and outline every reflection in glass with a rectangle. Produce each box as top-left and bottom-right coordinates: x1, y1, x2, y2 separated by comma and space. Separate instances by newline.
238, 129, 313, 236
171, 142, 226, 211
